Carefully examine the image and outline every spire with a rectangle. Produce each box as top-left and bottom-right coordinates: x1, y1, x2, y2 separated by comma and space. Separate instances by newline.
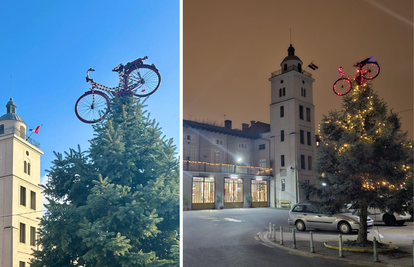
6, 98, 16, 114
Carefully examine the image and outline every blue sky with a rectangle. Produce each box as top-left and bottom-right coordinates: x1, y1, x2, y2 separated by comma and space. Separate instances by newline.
0, 1, 180, 180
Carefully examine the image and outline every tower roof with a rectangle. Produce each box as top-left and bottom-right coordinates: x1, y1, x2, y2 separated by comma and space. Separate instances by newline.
0, 98, 25, 123
281, 44, 302, 64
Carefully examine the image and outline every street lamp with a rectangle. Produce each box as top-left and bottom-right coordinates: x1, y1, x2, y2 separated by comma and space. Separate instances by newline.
4, 225, 18, 267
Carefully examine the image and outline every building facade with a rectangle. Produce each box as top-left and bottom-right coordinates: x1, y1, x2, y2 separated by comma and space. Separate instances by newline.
183, 45, 316, 209
0, 99, 43, 267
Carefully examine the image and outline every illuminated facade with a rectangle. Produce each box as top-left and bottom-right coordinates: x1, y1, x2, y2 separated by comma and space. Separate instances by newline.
0, 99, 43, 267
183, 120, 272, 209
183, 45, 316, 209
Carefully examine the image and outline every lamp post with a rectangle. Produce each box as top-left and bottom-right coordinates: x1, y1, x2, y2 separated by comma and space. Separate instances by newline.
4, 225, 18, 267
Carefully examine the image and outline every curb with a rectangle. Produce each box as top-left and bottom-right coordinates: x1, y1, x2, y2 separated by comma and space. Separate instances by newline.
258, 231, 410, 267
324, 241, 399, 253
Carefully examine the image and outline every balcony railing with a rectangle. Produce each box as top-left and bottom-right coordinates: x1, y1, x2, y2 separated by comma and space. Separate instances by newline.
0, 127, 40, 148
183, 160, 273, 176
271, 65, 312, 79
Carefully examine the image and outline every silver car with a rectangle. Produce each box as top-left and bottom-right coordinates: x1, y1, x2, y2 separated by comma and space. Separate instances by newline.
288, 203, 374, 234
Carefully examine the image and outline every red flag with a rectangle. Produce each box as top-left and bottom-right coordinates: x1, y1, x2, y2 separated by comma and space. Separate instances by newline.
30, 125, 42, 134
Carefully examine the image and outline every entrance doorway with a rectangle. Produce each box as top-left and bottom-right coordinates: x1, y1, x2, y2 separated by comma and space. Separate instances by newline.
251, 179, 268, 207
192, 177, 215, 210
224, 178, 243, 208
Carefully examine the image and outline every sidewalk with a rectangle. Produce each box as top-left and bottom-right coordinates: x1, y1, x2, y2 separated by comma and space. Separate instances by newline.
259, 229, 413, 267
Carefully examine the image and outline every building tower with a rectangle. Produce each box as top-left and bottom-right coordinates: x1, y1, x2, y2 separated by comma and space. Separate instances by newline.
0, 99, 43, 267
269, 44, 316, 207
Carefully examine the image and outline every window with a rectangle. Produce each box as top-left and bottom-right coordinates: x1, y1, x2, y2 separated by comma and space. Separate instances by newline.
224, 178, 243, 204
298, 63, 302, 72
308, 156, 312, 170
280, 106, 284, 118
184, 146, 197, 161
292, 205, 304, 212
307, 132, 311, 146
215, 139, 223, 146
20, 126, 25, 139
192, 177, 215, 204
301, 87, 307, 97
239, 143, 248, 149
20, 223, 26, 243
301, 155, 306, 170
258, 144, 266, 150
299, 105, 304, 120
251, 180, 267, 203
259, 159, 266, 168
279, 88, 286, 97
27, 163, 31, 175
30, 191, 36, 210
19, 262, 25, 267
306, 107, 311, 122
300, 130, 304, 144
279, 88, 282, 97
30, 226, 36, 246
283, 87, 285, 96
281, 179, 286, 191
24, 161, 27, 173
20, 186, 26, 206
0, 124, 4, 134
184, 134, 194, 142
281, 155, 285, 167
281, 130, 284, 142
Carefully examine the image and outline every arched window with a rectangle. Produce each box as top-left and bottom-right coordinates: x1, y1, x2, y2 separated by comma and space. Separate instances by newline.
0, 124, 4, 135
24, 161, 27, 173
279, 88, 282, 97
28, 163, 31, 175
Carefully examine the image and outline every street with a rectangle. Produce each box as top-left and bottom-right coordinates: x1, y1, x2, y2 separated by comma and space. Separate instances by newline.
183, 208, 413, 266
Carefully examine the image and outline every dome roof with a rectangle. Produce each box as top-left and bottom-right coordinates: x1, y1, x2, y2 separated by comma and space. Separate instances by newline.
0, 98, 25, 123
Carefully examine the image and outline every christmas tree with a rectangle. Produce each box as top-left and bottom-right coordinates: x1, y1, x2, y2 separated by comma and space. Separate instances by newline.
31, 96, 179, 266
306, 81, 413, 243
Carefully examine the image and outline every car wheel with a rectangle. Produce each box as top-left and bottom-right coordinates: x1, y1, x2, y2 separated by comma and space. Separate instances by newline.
338, 222, 351, 234
383, 215, 396, 226
396, 221, 405, 226
295, 220, 306, 231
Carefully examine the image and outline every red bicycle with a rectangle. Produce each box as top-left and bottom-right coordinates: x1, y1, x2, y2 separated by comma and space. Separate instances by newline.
75, 56, 161, 123
333, 57, 380, 96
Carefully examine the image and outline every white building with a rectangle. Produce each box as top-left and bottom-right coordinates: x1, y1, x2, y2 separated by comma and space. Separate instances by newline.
183, 45, 316, 209
0, 99, 43, 267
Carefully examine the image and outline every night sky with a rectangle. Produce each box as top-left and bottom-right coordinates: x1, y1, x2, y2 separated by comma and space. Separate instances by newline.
183, 0, 413, 140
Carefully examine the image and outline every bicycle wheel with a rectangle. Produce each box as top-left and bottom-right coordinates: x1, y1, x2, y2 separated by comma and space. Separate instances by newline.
75, 91, 110, 123
360, 62, 380, 80
333, 78, 352, 96
124, 64, 161, 97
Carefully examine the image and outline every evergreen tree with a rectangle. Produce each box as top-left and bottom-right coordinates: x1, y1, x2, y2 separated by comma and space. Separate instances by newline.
305, 82, 413, 243
31, 96, 179, 266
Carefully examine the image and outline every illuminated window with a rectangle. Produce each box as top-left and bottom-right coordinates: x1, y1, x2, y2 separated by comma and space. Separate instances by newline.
281, 179, 286, 191
259, 159, 266, 168
192, 177, 215, 204
224, 178, 243, 203
251, 180, 267, 203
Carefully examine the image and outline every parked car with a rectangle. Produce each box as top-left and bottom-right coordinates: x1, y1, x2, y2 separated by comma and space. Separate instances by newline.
347, 204, 411, 226
288, 203, 374, 234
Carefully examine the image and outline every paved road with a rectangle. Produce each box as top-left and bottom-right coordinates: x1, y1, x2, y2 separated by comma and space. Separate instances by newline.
183, 208, 382, 267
